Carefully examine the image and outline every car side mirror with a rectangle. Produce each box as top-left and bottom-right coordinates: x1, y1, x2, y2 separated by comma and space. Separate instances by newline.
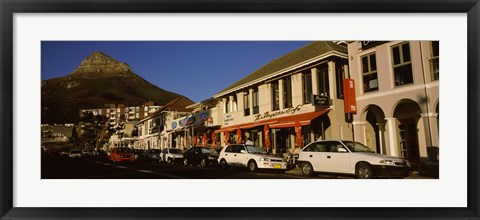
240, 150, 246, 154
337, 148, 348, 153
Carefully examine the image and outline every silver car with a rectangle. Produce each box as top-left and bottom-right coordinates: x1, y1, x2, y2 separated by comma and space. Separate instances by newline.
218, 144, 287, 172
69, 149, 82, 159
160, 148, 183, 164
297, 140, 411, 179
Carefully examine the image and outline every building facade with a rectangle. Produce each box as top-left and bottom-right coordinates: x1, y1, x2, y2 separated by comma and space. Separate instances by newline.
211, 42, 352, 156
79, 101, 162, 126
347, 41, 439, 171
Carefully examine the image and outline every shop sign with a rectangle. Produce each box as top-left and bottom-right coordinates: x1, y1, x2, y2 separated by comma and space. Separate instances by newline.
224, 114, 234, 126
171, 121, 177, 129
361, 41, 387, 50
313, 95, 329, 106
200, 113, 209, 121
254, 104, 302, 121
180, 116, 196, 127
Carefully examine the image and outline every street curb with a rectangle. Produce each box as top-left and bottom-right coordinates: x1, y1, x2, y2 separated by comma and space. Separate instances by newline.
284, 166, 435, 179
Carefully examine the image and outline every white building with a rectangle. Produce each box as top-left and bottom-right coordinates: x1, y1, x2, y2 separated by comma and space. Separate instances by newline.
346, 41, 439, 171
210, 41, 352, 155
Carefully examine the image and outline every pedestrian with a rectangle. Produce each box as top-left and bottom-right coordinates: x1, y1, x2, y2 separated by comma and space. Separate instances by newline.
245, 137, 253, 145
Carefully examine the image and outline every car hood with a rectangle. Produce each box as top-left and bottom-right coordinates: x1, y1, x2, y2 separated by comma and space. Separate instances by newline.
353, 152, 405, 161
249, 153, 283, 160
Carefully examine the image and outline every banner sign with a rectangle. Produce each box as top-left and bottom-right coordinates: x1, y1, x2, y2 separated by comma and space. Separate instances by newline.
343, 79, 357, 114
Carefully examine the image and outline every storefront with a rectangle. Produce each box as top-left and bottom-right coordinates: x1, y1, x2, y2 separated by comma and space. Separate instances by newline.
215, 105, 331, 156
165, 110, 220, 151
208, 42, 352, 155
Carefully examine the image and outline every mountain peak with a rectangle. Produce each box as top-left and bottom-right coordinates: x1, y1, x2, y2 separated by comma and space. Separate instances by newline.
68, 51, 134, 79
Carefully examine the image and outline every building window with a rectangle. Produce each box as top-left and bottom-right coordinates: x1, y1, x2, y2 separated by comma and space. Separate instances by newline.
253, 88, 259, 114
283, 76, 292, 108
317, 65, 329, 97
392, 42, 413, 86
302, 70, 312, 104
361, 53, 378, 92
225, 99, 229, 113
232, 95, 237, 112
244, 91, 250, 116
271, 81, 280, 111
336, 62, 345, 99
430, 41, 439, 81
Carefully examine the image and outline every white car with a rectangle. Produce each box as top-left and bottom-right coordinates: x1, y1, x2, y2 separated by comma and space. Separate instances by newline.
160, 148, 184, 164
218, 144, 287, 172
69, 149, 83, 159
82, 149, 93, 157
297, 140, 411, 179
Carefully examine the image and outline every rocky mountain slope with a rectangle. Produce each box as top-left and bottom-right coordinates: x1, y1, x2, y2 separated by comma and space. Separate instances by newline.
41, 52, 182, 124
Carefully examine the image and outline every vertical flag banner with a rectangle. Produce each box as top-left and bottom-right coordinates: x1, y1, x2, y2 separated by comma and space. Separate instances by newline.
295, 120, 302, 148
236, 128, 242, 144
224, 131, 229, 145
264, 124, 271, 149
211, 132, 216, 147
202, 133, 207, 146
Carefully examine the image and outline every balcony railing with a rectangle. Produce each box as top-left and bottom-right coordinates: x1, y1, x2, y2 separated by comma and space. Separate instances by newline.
429, 57, 439, 81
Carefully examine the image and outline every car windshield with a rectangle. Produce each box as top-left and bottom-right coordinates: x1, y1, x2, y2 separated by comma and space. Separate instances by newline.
343, 141, 375, 153
245, 145, 268, 154
169, 149, 182, 154
116, 148, 132, 153
201, 148, 219, 156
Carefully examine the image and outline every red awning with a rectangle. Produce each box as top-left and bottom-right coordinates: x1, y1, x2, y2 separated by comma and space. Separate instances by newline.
269, 108, 330, 129
215, 108, 330, 132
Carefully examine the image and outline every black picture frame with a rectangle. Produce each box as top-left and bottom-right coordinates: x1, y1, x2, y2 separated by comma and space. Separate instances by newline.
1, 0, 479, 219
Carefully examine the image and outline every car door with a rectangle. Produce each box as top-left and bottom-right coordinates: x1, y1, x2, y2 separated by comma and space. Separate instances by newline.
222, 145, 236, 166
304, 142, 329, 172
160, 149, 168, 162
323, 141, 351, 174
193, 147, 203, 164
235, 145, 248, 167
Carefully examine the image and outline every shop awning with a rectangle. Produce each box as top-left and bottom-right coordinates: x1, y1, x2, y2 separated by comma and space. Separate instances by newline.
215, 108, 330, 132
269, 108, 330, 128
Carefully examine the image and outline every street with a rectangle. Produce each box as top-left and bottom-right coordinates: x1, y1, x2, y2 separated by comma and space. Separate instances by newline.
41, 155, 431, 179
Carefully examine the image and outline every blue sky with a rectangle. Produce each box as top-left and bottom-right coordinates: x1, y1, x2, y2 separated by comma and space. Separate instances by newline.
41, 41, 312, 102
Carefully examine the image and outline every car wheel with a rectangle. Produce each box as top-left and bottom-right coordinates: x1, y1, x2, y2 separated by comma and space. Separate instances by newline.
302, 162, 314, 177
183, 158, 189, 166
220, 159, 228, 169
168, 158, 173, 165
247, 160, 257, 172
356, 162, 374, 179
200, 158, 207, 168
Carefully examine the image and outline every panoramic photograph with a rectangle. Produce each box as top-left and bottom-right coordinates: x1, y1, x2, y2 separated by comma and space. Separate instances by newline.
40, 41, 439, 179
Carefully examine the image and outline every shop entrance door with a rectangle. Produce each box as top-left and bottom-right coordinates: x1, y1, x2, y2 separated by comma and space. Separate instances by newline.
398, 118, 420, 169
275, 129, 289, 155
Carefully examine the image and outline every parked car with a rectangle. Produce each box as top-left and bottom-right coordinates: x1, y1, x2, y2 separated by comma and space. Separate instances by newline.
160, 148, 184, 164
183, 146, 219, 167
82, 149, 94, 157
132, 149, 145, 160
109, 147, 135, 163
218, 144, 287, 172
144, 149, 161, 162
69, 149, 82, 159
93, 149, 107, 157
297, 140, 411, 179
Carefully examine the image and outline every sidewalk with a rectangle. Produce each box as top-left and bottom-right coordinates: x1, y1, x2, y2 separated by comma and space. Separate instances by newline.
285, 166, 436, 179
